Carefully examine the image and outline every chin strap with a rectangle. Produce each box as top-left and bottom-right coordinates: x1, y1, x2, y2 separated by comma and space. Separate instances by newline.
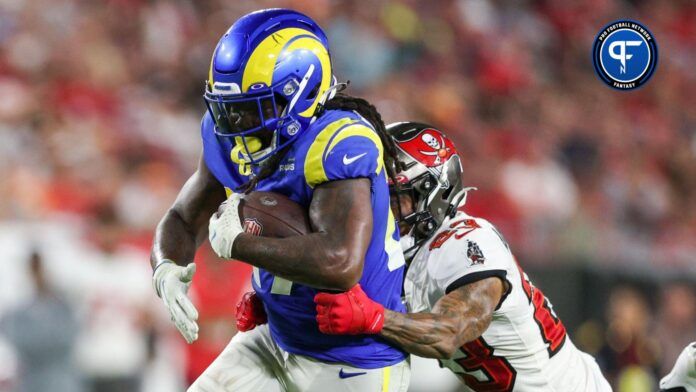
403, 248, 418, 264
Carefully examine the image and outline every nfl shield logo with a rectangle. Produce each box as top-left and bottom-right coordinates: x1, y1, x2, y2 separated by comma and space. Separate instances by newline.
243, 218, 263, 236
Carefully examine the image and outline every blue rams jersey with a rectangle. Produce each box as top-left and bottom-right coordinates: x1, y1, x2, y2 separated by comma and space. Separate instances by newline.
201, 109, 407, 369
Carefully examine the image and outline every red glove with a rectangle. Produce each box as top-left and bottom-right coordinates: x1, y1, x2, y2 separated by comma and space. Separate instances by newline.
314, 284, 384, 335
235, 291, 267, 332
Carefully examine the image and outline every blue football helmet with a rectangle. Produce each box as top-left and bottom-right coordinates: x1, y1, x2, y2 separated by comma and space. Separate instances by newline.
204, 8, 334, 170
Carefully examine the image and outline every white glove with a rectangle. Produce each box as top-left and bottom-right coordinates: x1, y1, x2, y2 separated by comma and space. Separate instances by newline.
153, 261, 199, 343
209, 193, 245, 259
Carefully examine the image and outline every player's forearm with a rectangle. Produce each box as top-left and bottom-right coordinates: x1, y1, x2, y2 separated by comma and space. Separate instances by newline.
231, 232, 361, 290
380, 279, 501, 359
381, 309, 484, 360
151, 208, 199, 269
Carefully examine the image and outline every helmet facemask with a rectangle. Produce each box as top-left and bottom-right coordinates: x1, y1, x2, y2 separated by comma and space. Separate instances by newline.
391, 173, 439, 237
391, 157, 463, 248
204, 76, 307, 169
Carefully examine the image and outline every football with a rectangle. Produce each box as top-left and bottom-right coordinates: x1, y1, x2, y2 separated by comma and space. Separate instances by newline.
237, 191, 311, 237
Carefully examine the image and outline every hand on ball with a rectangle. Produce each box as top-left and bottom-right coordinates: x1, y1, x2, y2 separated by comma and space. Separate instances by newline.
209, 193, 245, 259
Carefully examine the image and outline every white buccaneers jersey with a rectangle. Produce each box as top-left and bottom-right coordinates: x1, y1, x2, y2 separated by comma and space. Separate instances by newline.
404, 210, 611, 392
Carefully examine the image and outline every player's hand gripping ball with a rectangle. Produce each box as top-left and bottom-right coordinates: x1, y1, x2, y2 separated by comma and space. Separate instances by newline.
315, 284, 385, 335
208, 193, 245, 259
209, 191, 311, 259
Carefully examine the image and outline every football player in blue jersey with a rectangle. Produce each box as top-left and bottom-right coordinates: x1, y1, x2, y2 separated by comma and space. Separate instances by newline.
149, 9, 410, 392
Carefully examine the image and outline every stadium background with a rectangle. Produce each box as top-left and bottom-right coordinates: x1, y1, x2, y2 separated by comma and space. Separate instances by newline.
0, 0, 693, 391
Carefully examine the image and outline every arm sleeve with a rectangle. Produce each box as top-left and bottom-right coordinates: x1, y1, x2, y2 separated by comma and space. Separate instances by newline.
304, 123, 384, 188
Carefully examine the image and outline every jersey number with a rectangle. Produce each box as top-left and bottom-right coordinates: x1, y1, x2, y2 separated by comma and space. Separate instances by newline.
517, 263, 567, 356
447, 337, 516, 392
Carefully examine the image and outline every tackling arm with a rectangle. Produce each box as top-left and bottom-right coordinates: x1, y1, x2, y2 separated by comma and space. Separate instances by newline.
380, 277, 504, 359
315, 276, 505, 359
230, 178, 372, 291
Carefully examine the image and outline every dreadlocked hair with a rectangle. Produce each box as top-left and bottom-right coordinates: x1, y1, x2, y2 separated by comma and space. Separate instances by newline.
235, 93, 405, 194
321, 93, 406, 187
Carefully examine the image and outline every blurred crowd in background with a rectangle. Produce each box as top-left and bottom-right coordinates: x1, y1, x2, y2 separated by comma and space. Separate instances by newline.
0, 0, 693, 391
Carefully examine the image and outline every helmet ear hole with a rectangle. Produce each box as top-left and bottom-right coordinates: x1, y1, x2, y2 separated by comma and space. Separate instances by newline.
306, 82, 320, 101
441, 186, 453, 200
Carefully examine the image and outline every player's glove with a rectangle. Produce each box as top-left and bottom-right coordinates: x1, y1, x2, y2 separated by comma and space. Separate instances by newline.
235, 291, 267, 332
153, 260, 199, 343
314, 284, 384, 335
208, 193, 244, 259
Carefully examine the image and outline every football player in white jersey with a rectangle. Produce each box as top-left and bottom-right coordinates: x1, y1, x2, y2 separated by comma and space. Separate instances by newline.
660, 342, 696, 392
313, 122, 612, 391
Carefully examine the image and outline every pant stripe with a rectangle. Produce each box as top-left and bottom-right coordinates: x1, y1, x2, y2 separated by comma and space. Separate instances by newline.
382, 366, 391, 392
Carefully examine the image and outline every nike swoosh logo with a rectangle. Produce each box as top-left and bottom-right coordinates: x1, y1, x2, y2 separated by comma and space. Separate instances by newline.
343, 153, 367, 165
338, 368, 367, 379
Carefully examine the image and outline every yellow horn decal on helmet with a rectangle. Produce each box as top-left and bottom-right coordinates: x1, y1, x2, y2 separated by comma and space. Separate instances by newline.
208, 57, 214, 90
242, 28, 318, 92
